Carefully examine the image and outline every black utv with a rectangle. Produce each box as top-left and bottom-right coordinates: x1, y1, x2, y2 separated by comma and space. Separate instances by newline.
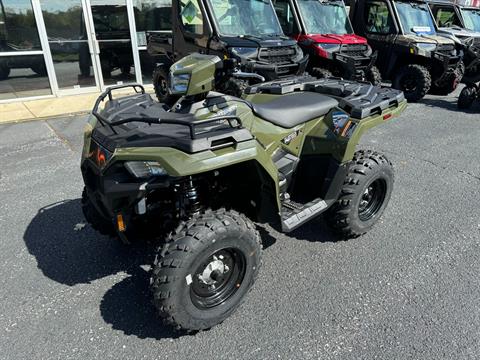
350, 0, 464, 101
146, 0, 308, 103
428, 0, 480, 109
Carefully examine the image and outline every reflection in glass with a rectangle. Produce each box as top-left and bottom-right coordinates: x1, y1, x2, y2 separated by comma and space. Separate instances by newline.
91, 0, 136, 85
41, 0, 96, 89
0, 55, 51, 100
0, 0, 42, 52
134, 0, 173, 83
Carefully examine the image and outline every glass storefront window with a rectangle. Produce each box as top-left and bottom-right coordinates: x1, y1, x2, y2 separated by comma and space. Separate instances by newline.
134, 0, 172, 83
91, 0, 136, 85
0, 1, 52, 100
41, 0, 96, 89
0, 55, 51, 100
0, 0, 42, 52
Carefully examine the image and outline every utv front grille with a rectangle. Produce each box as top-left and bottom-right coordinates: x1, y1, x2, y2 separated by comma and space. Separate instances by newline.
436, 44, 455, 56
340, 44, 368, 57
258, 46, 296, 66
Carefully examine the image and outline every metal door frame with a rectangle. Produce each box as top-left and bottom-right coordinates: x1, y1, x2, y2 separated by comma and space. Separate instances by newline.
32, 0, 102, 96
83, 0, 142, 91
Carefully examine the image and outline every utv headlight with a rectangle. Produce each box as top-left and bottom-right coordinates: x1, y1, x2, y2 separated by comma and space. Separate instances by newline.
125, 161, 168, 178
416, 43, 437, 52
292, 44, 304, 62
316, 43, 341, 52
169, 73, 190, 94
230, 47, 259, 58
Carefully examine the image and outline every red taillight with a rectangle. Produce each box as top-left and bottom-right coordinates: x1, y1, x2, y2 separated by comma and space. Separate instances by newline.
383, 113, 392, 121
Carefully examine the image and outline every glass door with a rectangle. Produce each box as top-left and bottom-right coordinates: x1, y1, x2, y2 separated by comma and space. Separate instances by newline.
86, 0, 138, 87
40, 0, 99, 93
0, 0, 52, 100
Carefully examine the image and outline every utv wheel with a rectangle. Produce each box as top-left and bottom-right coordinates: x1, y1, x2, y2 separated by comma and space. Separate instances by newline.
151, 209, 262, 331
222, 78, 249, 97
325, 150, 394, 238
310, 67, 333, 79
393, 64, 431, 102
365, 66, 382, 85
0, 64, 10, 80
457, 85, 477, 109
429, 63, 463, 96
31, 63, 47, 76
152, 67, 179, 106
81, 187, 115, 236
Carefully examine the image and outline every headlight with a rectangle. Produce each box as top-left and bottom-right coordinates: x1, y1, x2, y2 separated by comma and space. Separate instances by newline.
365, 44, 373, 56
416, 43, 437, 52
125, 161, 168, 178
169, 73, 190, 94
292, 44, 304, 61
230, 47, 258, 58
316, 43, 341, 52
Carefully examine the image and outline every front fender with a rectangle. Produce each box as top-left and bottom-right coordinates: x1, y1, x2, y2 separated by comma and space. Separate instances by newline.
114, 140, 282, 210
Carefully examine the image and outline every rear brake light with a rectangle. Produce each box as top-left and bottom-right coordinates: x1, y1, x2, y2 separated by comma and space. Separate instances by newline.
383, 114, 392, 121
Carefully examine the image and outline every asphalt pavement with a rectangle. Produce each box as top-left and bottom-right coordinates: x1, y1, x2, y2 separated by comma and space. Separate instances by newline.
1, 87, 480, 359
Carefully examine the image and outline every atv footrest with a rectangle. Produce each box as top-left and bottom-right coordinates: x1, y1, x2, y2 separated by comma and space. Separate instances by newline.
281, 198, 328, 232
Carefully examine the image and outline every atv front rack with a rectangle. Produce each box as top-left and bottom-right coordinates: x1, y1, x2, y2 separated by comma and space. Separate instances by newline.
91, 84, 253, 153
92, 84, 244, 140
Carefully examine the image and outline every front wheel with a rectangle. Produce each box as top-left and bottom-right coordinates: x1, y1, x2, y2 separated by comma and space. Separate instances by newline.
310, 67, 333, 79
0, 64, 10, 80
151, 209, 262, 331
458, 84, 478, 109
81, 187, 116, 236
365, 66, 382, 85
392, 64, 431, 102
325, 150, 394, 238
152, 67, 179, 106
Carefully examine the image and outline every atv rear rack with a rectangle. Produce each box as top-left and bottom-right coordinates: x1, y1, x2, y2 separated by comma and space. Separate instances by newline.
245, 76, 405, 119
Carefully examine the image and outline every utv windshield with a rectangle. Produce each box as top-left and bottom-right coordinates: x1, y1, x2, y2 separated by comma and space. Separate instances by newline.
208, 0, 284, 36
297, 0, 353, 35
460, 8, 480, 32
394, 1, 436, 35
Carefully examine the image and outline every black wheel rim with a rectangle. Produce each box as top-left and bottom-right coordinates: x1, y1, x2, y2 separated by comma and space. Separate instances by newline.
401, 74, 417, 94
190, 248, 246, 309
157, 76, 168, 98
358, 178, 387, 222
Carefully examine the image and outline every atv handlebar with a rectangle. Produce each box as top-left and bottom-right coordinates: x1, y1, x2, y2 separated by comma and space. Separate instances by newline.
232, 71, 266, 82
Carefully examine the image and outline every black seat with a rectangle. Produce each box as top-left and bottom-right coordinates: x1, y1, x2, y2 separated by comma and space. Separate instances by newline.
252, 92, 339, 128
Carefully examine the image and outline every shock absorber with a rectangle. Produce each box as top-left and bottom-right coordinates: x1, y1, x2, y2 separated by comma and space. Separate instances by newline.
183, 176, 202, 215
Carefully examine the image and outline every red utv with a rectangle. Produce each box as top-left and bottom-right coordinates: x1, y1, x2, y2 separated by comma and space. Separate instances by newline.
273, 0, 381, 84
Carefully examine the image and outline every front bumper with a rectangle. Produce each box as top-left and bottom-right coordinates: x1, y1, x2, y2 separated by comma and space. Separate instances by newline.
81, 156, 170, 230
245, 54, 309, 81
432, 49, 464, 85
334, 51, 377, 79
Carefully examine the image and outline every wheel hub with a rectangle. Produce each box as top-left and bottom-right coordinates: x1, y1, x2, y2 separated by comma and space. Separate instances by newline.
197, 255, 229, 286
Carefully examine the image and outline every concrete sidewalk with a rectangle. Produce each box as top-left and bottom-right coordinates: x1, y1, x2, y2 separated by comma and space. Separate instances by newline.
0, 87, 154, 124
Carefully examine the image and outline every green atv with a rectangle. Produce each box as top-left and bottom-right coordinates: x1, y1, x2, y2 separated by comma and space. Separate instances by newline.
81, 53, 407, 331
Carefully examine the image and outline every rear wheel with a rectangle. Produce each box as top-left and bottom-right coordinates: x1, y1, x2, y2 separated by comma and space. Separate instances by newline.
458, 84, 478, 109
152, 67, 179, 106
325, 150, 394, 238
31, 63, 47, 76
151, 209, 262, 331
365, 66, 382, 85
310, 67, 333, 79
393, 64, 431, 102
